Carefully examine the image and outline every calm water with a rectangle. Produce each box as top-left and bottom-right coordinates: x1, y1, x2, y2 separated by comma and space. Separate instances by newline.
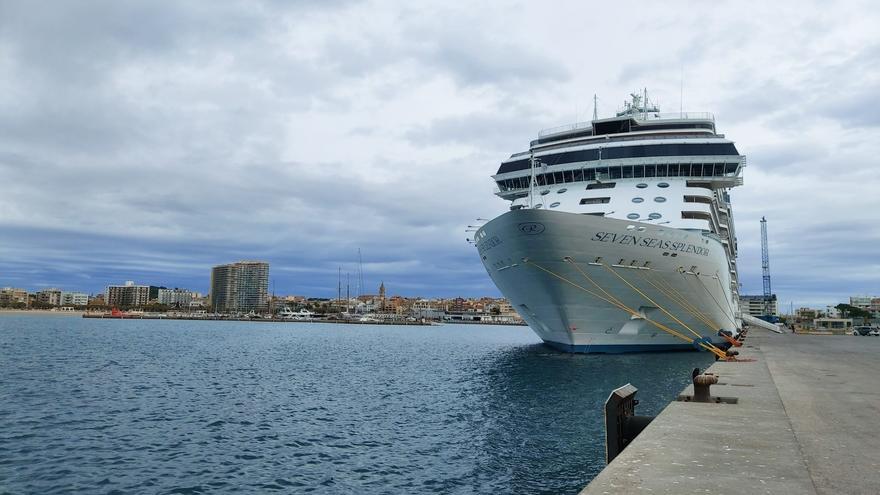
0, 315, 714, 494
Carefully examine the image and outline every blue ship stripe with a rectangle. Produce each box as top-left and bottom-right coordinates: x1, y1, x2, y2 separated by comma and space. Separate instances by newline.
542, 340, 714, 354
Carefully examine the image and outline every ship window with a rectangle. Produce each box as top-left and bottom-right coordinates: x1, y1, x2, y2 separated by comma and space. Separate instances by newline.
632, 197, 644, 203
580, 197, 611, 205
627, 213, 640, 220
586, 182, 615, 190
534, 204, 543, 209
540, 190, 550, 195
549, 202, 561, 208
636, 183, 648, 188
648, 213, 662, 219
557, 188, 567, 194
658, 182, 670, 188
654, 197, 667, 203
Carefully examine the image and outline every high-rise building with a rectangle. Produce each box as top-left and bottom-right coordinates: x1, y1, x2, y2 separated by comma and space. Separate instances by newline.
106, 281, 150, 308
210, 261, 269, 313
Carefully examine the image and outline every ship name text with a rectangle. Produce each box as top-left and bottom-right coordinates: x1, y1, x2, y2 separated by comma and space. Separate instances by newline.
591, 232, 709, 256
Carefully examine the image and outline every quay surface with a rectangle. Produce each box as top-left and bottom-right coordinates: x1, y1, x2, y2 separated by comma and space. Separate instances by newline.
580, 332, 880, 495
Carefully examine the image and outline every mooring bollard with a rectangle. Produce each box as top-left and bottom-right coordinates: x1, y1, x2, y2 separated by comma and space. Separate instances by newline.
604, 383, 655, 463
691, 368, 719, 403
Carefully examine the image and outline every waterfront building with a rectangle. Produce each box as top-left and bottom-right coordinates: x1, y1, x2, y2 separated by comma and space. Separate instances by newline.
849, 295, 880, 318
158, 288, 194, 307
739, 294, 778, 317
106, 281, 150, 308
210, 261, 269, 313
813, 317, 853, 334
61, 292, 88, 306
36, 288, 63, 306
0, 287, 29, 307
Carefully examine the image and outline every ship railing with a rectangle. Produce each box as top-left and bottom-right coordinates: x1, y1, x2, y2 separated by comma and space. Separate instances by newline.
538, 121, 592, 138
537, 113, 715, 138
633, 112, 715, 122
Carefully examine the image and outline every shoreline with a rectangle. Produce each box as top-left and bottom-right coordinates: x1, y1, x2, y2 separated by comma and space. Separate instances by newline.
0, 309, 85, 316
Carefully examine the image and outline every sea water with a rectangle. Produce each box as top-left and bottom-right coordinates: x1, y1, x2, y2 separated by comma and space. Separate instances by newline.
0, 315, 713, 494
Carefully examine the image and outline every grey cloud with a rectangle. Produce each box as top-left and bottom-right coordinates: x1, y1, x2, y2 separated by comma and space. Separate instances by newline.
404, 112, 542, 151
746, 142, 828, 171
2, 1, 880, 307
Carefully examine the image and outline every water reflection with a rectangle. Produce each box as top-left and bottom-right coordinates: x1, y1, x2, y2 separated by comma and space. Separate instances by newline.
469, 344, 715, 494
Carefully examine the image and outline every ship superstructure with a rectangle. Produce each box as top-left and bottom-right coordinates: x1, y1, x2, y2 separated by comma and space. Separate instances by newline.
475, 92, 745, 352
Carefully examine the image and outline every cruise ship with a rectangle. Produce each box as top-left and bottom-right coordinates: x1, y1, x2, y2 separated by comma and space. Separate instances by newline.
475, 92, 744, 353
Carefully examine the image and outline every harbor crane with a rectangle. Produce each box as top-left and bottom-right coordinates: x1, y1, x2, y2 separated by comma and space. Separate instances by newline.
760, 216, 778, 323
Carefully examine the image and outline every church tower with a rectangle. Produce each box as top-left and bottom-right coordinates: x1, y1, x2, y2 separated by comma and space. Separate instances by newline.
379, 282, 386, 312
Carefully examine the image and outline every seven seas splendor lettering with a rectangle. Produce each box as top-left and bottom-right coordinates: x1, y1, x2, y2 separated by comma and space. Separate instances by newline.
591, 232, 710, 256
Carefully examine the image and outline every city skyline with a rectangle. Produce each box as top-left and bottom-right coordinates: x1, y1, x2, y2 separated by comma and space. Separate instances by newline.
1, 1, 878, 306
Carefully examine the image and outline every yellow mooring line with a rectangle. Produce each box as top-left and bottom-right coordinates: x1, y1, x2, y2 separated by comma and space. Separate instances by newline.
523, 258, 729, 359
643, 270, 723, 331
595, 262, 729, 359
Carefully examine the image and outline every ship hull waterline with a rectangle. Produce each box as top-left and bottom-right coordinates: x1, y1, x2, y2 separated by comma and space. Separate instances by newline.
476, 209, 739, 354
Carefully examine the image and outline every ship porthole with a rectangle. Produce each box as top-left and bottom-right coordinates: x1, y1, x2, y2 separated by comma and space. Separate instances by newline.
654, 197, 667, 203
636, 183, 648, 188
549, 202, 561, 208
648, 213, 662, 219
627, 213, 640, 220
658, 182, 670, 188
557, 188, 567, 193
632, 197, 644, 203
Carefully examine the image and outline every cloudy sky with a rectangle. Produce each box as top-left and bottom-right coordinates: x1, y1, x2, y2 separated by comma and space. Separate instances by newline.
1, 0, 878, 306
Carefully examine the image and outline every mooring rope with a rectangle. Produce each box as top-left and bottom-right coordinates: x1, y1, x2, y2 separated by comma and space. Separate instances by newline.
523, 258, 729, 359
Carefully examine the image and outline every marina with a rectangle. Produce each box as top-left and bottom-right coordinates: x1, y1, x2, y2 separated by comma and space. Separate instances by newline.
581, 330, 880, 494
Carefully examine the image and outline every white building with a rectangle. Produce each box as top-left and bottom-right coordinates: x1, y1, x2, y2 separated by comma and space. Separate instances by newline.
158, 288, 194, 307
61, 292, 88, 306
739, 294, 778, 317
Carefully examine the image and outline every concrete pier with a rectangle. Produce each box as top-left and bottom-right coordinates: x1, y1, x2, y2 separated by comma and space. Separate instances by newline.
580, 332, 880, 495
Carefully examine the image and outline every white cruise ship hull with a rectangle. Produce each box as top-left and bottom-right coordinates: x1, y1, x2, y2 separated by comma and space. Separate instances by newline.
476, 209, 739, 353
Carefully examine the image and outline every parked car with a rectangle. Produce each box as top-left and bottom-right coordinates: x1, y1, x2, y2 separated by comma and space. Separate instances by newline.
852, 326, 879, 336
